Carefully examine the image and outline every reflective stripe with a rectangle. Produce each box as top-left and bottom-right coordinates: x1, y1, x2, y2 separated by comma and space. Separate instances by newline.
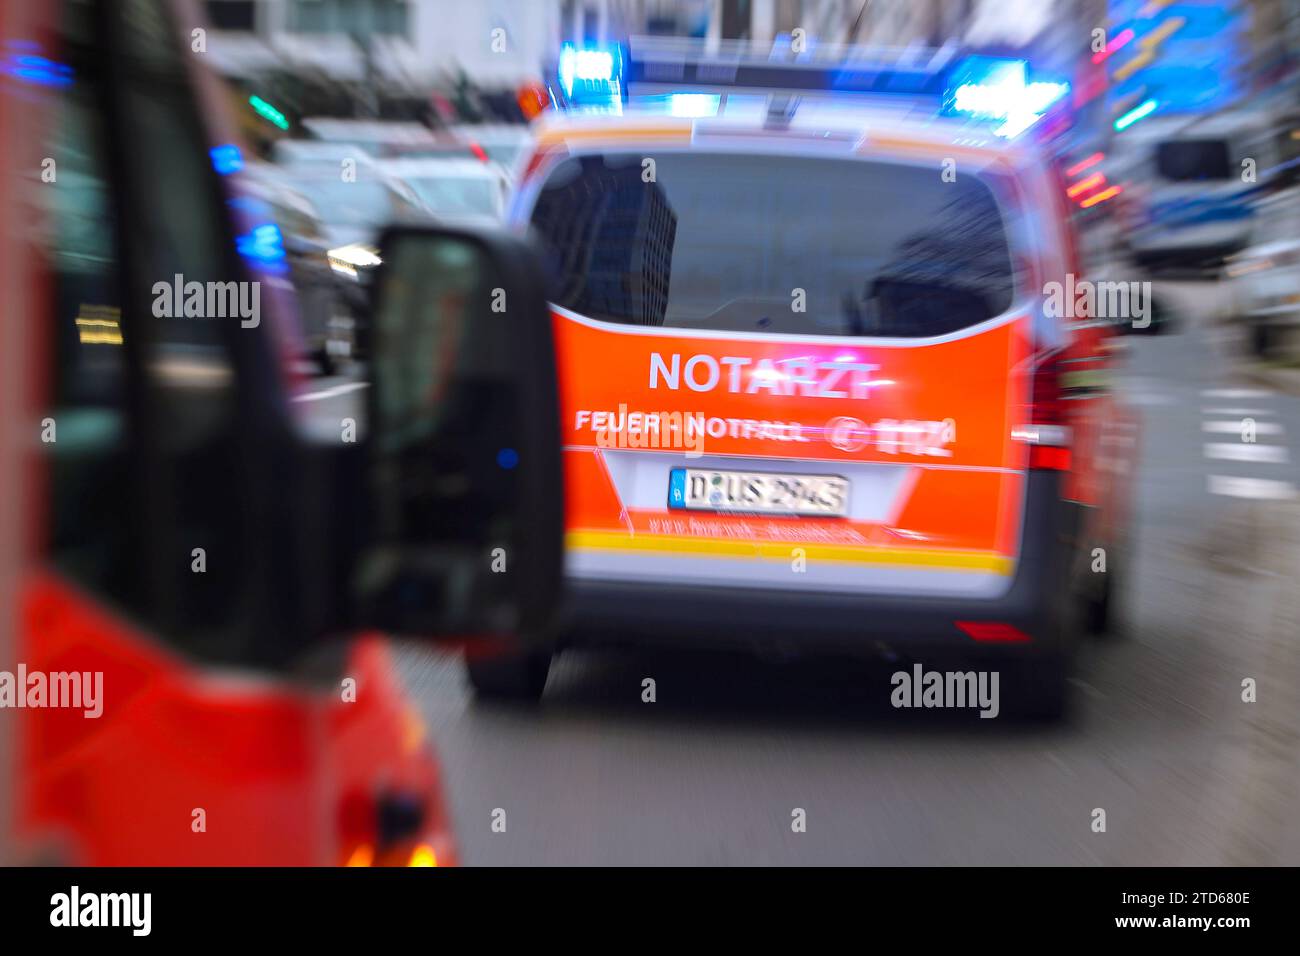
567, 531, 1013, 573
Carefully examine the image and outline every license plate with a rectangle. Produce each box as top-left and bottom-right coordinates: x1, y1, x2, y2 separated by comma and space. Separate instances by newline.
668, 467, 849, 517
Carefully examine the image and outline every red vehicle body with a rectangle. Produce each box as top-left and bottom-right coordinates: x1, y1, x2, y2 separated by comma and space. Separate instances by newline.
0, 0, 456, 865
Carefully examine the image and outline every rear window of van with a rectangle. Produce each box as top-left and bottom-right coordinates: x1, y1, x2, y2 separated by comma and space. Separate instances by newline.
529, 151, 1016, 337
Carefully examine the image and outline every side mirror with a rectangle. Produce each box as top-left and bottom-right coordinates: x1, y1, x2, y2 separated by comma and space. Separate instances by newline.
352, 225, 563, 643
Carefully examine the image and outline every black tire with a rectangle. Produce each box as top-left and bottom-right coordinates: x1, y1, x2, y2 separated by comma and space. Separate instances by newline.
466, 650, 552, 702
1083, 529, 1131, 639
1082, 573, 1112, 636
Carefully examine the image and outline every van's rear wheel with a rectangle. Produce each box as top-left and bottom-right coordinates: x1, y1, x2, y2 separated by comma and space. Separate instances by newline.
1083, 566, 1116, 636
1084, 529, 1131, 639
466, 650, 552, 702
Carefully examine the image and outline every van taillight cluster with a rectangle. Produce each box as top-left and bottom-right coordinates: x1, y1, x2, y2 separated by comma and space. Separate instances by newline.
1014, 349, 1072, 470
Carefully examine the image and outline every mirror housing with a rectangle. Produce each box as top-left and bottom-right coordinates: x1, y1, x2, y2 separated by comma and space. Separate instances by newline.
353, 225, 563, 644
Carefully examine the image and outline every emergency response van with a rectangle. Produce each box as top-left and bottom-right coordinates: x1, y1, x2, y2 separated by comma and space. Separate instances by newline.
481, 38, 1139, 716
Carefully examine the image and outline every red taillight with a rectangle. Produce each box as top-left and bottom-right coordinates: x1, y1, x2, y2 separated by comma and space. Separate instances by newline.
1028, 160, 1084, 472
468, 141, 489, 163
338, 789, 377, 855
1014, 349, 1072, 470
1030, 349, 1066, 427
1029, 445, 1071, 470
955, 621, 1033, 643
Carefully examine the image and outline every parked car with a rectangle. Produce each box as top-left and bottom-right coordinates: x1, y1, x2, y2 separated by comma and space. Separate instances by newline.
380, 157, 511, 225
294, 167, 423, 367
271, 138, 381, 174
1226, 186, 1300, 358
1112, 111, 1273, 273
448, 123, 535, 179
240, 161, 353, 373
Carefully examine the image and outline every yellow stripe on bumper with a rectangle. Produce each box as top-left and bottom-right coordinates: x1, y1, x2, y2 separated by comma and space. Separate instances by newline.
566, 531, 1014, 574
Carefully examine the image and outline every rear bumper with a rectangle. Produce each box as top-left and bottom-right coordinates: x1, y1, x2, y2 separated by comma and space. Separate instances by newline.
560, 471, 1078, 657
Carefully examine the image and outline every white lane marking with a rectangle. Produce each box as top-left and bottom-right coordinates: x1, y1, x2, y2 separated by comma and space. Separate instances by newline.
1201, 407, 1273, 416
1208, 475, 1297, 499
1202, 420, 1283, 436
1201, 388, 1271, 399
291, 381, 370, 403
1204, 443, 1290, 463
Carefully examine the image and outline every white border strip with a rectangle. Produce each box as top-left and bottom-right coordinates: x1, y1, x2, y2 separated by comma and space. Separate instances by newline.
550, 301, 1029, 349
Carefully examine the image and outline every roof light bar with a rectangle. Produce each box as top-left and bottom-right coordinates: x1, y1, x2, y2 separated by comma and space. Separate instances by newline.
943, 56, 1068, 138
560, 46, 616, 93
556, 43, 623, 108
623, 35, 953, 101
558, 38, 1071, 138
667, 93, 721, 117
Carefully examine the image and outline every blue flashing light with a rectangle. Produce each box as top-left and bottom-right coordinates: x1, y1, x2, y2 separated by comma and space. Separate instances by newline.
235, 223, 287, 274
557, 43, 622, 105
943, 56, 1068, 138
1114, 98, 1158, 131
1, 50, 73, 87
209, 144, 244, 176
558, 44, 616, 92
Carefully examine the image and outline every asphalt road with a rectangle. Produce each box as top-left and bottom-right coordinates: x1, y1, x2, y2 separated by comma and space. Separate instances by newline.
369, 283, 1300, 865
